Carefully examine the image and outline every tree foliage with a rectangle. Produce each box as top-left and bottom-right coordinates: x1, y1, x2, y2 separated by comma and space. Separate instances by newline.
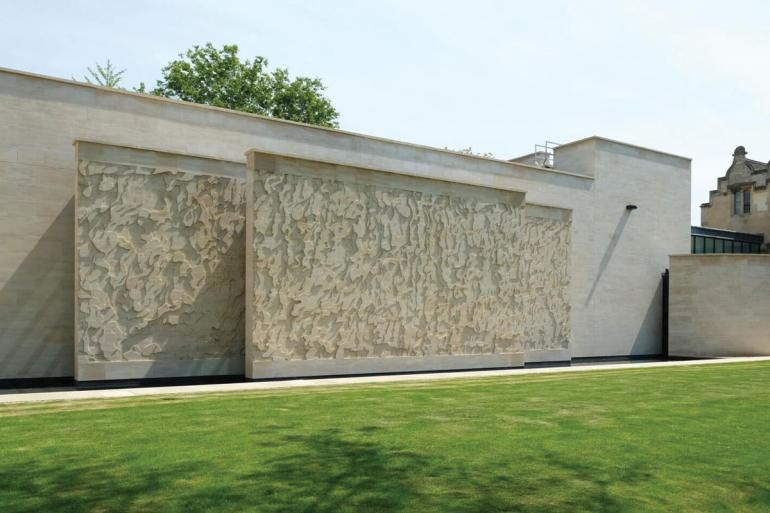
140, 43, 339, 127
77, 60, 126, 88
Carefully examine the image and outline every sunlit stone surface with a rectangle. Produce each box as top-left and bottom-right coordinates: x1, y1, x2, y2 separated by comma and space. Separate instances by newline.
246, 155, 571, 377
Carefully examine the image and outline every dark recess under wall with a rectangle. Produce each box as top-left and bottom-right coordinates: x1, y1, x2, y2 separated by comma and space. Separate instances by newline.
0, 354, 711, 391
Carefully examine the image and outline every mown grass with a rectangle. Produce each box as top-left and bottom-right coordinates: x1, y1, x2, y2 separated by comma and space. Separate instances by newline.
1, 362, 769, 513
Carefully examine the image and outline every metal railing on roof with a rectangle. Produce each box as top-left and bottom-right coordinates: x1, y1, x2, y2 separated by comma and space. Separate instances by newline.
533, 141, 562, 168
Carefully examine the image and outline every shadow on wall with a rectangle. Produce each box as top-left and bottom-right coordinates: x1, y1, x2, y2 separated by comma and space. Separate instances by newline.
583, 207, 664, 356
584, 209, 631, 307
109, 230, 246, 377
0, 193, 246, 381
0, 197, 74, 379
631, 278, 663, 356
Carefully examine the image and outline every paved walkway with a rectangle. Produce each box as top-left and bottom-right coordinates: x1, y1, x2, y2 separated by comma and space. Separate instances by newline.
1, 356, 769, 404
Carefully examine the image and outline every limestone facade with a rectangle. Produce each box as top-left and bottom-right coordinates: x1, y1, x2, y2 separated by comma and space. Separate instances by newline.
0, 67, 691, 381
245, 153, 570, 377
669, 254, 770, 356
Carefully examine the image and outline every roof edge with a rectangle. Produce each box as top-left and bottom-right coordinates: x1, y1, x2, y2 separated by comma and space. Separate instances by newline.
556, 135, 692, 162
1, 66, 594, 180
74, 139, 245, 166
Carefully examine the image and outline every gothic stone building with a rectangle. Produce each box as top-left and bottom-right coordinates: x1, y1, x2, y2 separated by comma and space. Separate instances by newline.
700, 146, 768, 252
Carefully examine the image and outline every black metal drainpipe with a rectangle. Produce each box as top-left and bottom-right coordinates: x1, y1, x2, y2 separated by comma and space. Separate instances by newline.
661, 268, 669, 359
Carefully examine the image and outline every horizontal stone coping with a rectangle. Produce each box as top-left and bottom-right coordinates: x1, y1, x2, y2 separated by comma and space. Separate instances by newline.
525, 204, 572, 221
247, 151, 528, 205
2, 67, 594, 181
75, 141, 245, 180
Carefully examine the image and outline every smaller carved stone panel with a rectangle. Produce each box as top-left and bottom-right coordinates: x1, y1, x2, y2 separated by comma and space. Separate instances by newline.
510, 215, 571, 351
247, 161, 571, 366
76, 158, 245, 366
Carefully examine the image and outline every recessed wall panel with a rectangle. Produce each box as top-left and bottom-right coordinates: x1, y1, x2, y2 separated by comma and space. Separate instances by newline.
245, 153, 571, 378
74, 142, 246, 381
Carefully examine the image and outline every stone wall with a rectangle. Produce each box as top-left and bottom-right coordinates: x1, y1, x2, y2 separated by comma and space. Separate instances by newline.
554, 139, 691, 357
669, 254, 770, 357
245, 153, 571, 378
699, 147, 770, 248
75, 142, 246, 380
701, 187, 770, 244
0, 68, 690, 379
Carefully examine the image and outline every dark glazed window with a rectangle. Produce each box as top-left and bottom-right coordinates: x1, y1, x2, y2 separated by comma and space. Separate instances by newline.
690, 234, 762, 254
744, 190, 751, 213
694, 236, 704, 253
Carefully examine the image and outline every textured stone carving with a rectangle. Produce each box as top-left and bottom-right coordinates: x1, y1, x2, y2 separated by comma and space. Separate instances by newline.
248, 164, 571, 364
76, 159, 245, 365
511, 216, 571, 350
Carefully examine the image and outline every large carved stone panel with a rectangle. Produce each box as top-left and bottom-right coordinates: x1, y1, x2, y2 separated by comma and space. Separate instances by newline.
245, 153, 571, 378
75, 142, 246, 381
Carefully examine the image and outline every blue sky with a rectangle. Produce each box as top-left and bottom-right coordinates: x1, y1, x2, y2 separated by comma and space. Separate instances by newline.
3, 0, 769, 222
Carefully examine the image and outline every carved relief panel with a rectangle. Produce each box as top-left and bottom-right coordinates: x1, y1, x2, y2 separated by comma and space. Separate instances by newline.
75, 143, 245, 380
246, 154, 571, 377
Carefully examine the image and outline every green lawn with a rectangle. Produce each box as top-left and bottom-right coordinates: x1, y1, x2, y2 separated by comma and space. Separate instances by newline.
1, 362, 769, 513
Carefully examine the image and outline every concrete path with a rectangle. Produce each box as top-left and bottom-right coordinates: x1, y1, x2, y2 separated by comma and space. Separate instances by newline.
1, 356, 769, 404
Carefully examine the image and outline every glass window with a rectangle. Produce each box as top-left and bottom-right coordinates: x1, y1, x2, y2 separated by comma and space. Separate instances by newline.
734, 191, 742, 214
694, 236, 704, 254
744, 190, 751, 213
705, 237, 715, 253
715, 239, 724, 253
725, 240, 734, 253
753, 244, 761, 253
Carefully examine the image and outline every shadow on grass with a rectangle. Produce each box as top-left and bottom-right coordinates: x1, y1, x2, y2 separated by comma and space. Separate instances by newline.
0, 427, 428, 513
2, 427, 767, 513
0, 454, 189, 513
240, 426, 428, 512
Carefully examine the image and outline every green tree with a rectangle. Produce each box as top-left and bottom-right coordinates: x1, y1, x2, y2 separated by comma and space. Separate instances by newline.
77, 60, 126, 88
141, 43, 339, 127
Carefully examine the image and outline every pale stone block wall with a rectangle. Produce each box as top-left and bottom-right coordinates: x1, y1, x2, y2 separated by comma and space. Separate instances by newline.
74, 142, 245, 380
554, 139, 691, 357
0, 68, 690, 379
669, 254, 770, 357
245, 152, 570, 378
